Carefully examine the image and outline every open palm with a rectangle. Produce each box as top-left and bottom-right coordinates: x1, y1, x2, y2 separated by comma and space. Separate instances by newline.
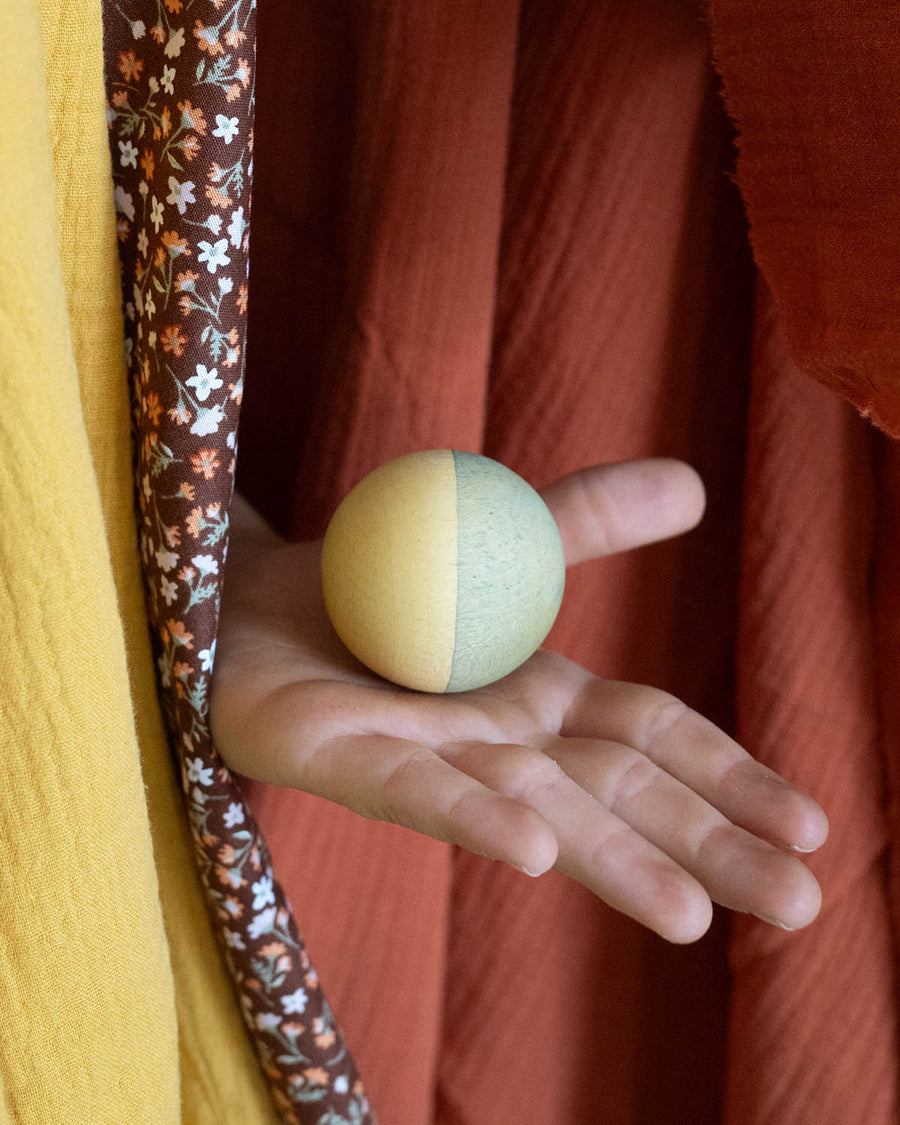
211, 459, 827, 943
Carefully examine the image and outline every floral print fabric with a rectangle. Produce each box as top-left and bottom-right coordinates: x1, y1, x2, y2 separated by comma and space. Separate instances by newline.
102, 5, 374, 1123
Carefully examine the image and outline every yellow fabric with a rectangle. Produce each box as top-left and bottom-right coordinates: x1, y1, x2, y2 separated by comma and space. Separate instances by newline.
0, 1, 276, 1120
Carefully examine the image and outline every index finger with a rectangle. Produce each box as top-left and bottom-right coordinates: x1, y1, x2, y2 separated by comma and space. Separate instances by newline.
561, 677, 829, 855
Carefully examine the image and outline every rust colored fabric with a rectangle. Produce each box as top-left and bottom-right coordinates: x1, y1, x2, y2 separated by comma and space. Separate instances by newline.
236, 1, 900, 1123
710, 1, 900, 436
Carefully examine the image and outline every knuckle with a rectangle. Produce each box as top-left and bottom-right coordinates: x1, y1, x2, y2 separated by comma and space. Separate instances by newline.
640, 692, 689, 752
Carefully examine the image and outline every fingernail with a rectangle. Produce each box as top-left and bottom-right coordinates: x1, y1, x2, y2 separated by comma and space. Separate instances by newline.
755, 913, 796, 931
519, 866, 544, 878
790, 843, 818, 854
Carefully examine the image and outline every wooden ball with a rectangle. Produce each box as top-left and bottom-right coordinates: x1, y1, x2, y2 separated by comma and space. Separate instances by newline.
321, 449, 565, 692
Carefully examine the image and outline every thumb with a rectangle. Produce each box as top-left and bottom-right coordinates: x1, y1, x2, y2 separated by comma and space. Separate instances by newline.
539, 459, 706, 566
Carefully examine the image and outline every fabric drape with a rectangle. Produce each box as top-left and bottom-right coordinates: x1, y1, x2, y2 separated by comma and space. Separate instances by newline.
238, 2, 900, 1123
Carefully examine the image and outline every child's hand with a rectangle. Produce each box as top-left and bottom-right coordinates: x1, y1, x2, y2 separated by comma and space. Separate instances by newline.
211, 460, 827, 944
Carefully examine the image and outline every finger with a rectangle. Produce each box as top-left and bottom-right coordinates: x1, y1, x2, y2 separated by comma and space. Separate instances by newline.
443, 740, 714, 943
227, 691, 560, 875
539, 458, 706, 565
561, 678, 829, 855
553, 737, 822, 931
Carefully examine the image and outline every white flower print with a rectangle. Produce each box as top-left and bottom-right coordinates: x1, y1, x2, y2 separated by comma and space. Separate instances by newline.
186, 362, 223, 401
334, 1076, 349, 1095
136, 228, 148, 256
160, 576, 178, 605
282, 988, 307, 1015
223, 801, 245, 829
118, 140, 138, 168
206, 213, 223, 235
131, 19, 145, 38
161, 64, 175, 95
197, 238, 231, 273
227, 205, 244, 248
223, 928, 246, 951
186, 757, 214, 786
212, 114, 240, 144
199, 638, 217, 672
218, 276, 233, 294
155, 546, 178, 572
114, 185, 135, 221
148, 76, 159, 94
190, 403, 226, 436
191, 553, 219, 576
255, 1012, 282, 1031
150, 196, 164, 232
164, 26, 185, 58
166, 176, 196, 215
251, 873, 275, 911
247, 906, 277, 940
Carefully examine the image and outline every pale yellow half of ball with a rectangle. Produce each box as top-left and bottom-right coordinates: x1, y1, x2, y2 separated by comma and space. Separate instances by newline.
321, 449, 460, 692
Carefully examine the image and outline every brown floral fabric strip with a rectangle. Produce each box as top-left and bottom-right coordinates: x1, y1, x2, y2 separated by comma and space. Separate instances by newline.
101, 5, 374, 1122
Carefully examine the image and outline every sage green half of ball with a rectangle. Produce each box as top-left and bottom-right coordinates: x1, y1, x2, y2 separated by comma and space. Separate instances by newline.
321, 449, 565, 693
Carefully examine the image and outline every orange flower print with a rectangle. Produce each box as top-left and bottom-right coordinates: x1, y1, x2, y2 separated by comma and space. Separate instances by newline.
140, 147, 155, 181
224, 28, 247, 47
178, 481, 195, 501
154, 245, 166, 268
145, 391, 162, 426
160, 324, 187, 356
216, 864, 242, 889
118, 50, 143, 82
162, 231, 190, 257
179, 296, 193, 316
165, 618, 194, 649
185, 508, 202, 537
194, 20, 225, 55
153, 105, 173, 140
149, 21, 166, 43
205, 183, 231, 209
236, 284, 248, 315
112, 89, 129, 108
259, 941, 287, 958
299, 1069, 329, 1089
164, 0, 182, 11
181, 133, 201, 162
190, 448, 221, 480
172, 660, 192, 696
177, 99, 207, 135
175, 269, 199, 292
167, 403, 191, 425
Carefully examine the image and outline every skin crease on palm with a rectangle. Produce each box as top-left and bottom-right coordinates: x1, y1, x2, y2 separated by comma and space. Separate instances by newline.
210, 458, 829, 945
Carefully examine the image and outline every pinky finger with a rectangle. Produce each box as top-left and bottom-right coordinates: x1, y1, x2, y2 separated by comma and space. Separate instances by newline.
299, 733, 560, 877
